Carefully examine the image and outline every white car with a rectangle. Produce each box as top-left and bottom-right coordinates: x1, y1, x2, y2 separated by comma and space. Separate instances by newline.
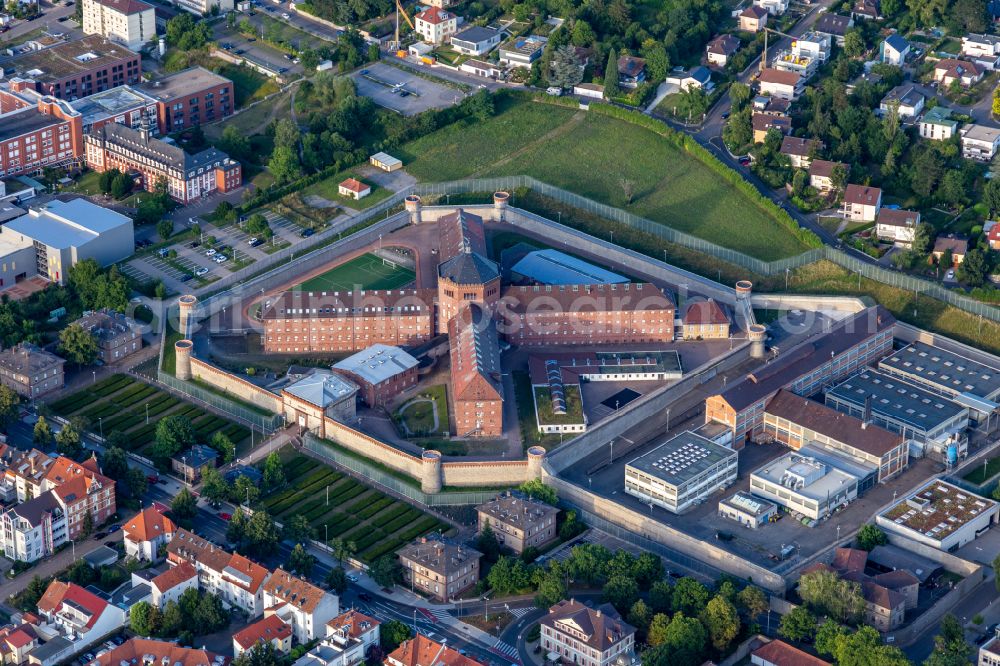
347, 573, 359, 583
546, 86, 562, 96
195, 267, 209, 276
205, 248, 216, 257
282, 11, 289, 17
946, 269, 955, 279
215, 254, 229, 263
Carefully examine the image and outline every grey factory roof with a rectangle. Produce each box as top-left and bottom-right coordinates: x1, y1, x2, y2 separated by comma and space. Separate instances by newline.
825, 369, 967, 433
71, 85, 155, 126
7, 35, 137, 81
511, 249, 628, 285
751, 451, 859, 502
878, 341, 1000, 401
137, 66, 231, 102
6, 199, 131, 249
284, 369, 357, 408
92, 122, 234, 177
438, 250, 499, 285
626, 430, 737, 488
0, 106, 68, 143
29, 636, 73, 662
332, 344, 419, 385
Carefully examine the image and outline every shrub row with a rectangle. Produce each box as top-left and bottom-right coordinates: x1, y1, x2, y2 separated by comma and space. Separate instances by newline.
351, 529, 387, 553
324, 515, 361, 538
92, 375, 134, 397
113, 383, 160, 409
381, 508, 422, 536
397, 516, 443, 543
359, 537, 406, 562
371, 503, 411, 528
355, 496, 394, 520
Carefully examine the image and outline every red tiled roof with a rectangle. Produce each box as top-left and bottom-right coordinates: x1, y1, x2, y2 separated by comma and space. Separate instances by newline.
751, 640, 830, 666
741, 5, 768, 18
4, 626, 36, 650
263, 568, 329, 614
684, 299, 729, 326
152, 561, 197, 594
124, 506, 177, 543
93, 638, 228, 666
780, 136, 822, 157
388, 635, 486, 666
935, 58, 983, 78
233, 616, 292, 650
339, 178, 368, 193
327, 610, 381, 638
415, 7, 453, 23
37, 581, 109, 629
758, 68, 800, 86
808, 159, 846, 178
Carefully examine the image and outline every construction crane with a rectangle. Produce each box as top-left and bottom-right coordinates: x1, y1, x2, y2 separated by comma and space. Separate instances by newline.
760, 26, 799, 73
393, 0, 415, 55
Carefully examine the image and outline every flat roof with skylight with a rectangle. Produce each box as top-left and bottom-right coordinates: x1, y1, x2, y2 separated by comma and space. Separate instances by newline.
876, 479, 999, 550
878, 341, 1000, 402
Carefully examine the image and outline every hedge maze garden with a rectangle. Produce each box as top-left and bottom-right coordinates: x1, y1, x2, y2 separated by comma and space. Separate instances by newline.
50, 374, 251, 456
262, 452, 449, 563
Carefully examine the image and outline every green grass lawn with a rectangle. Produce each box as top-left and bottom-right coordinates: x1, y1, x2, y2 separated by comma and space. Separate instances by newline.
395, 385, 449, 437
533, 385, 584, 427
963, 457, 1000, 484
512, 371, 562, 451
400, 98, 810, 260
294, 252, 416, 291
302, 173, 395, 211
64, 170, 102, 196
218, 63, 280, 107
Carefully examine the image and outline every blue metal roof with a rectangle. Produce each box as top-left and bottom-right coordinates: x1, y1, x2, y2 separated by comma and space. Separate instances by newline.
511, 249, 628, 285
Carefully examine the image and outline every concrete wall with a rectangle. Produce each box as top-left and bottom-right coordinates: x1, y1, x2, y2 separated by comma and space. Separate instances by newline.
442, 460, 529, 486
189, 357, 283, 413
321, 416, 424, 478
883, 532, 982, 576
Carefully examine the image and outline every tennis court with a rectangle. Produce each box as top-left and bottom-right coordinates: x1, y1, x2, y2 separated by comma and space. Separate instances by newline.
294, 253, 416, 292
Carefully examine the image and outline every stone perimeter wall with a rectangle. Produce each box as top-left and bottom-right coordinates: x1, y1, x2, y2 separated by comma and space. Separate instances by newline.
189, 356, 284, 414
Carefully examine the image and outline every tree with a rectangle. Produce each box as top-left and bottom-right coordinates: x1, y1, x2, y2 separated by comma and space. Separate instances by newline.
59, 324, 98, 366
814, 620, 847, 657
233, 642, 283, 666
284, 514, 315, 544
326, 566, 348, 594
831, 626, 910, 666
534, 569, 567, 608
200, 466, 230, 505
488, 555, 533, 594
101, 445, 129, 480
288, 543, 316, 577
157, 219, 173, 242
672, 577, 711, 616
160, 600, 183, 636
17, 576, 50, 611
650, 580, 673, 613
699, 596, 738, 651
518, 479, 557, 505
219, 125, 251, 162
647, 613, 672, 647
737, 585, 768, 621
628, 599, 652, 636
262, 452, 285, 490
227, 509, 248, 545
210, 431, 235, 463
603, 48, 620, 99
125, 467, 148, 499
643, 613, 707, 666
99, 169, 121, 195
0, 386, 20, 429
245, 214, 273, 240
80, 510, 94, 538
151, 415, 195, 468
640, 39, 669, 83
131, 601, 159, 636
843, 30, 866, 57
268, 145, 302, 184
330, 538, 357, 564
381, 620, 412, 653
33, 415, 53, 448
729, 82, 752, 110
476, 521, 501, 561
371, 554, 401, 588
603, 575, 639, 614
55, 423, 83, 459
798, 569, 865, 624
110, 171, 133, 199
233, 475, 260, 506
985, 178, 1000, 215
171, 488, 198, 520
677, 86, 709, 122
958, 247, 990, 287
779, 606, 817, 642
548, 45, 583, 90
913, 222, 935, 255
243, 510, 280, 556
194, 593, 227, 632
925, 614, 972, 666
856, 524, 887, 551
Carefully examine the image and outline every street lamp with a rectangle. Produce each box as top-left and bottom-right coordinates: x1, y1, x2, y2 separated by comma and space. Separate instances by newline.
98, 416, 103, 440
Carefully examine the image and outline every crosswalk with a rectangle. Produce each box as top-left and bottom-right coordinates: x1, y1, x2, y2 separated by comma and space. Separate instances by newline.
426, 608, 451, 622
508, 608, 533, 618
491, 641, 520, 661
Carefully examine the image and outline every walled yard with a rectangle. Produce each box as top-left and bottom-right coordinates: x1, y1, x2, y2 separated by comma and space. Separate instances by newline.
261, 450, 450, 562
49, 374, 251, 457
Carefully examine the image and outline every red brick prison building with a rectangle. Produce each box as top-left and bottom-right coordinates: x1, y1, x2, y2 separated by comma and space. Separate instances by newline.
436, 209, 500, 327
6, 35, 141, 100
496, 283, 675, 346
331, 343, 420, 407
0, 88, 83, 177
449, 304, 504, 438
262, 289, 436, 353
137, 66, 235, 133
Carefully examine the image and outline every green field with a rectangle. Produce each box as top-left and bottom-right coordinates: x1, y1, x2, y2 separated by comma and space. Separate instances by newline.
49, 374, 252, 457
294, 253, 415, 292
302, 173, 395, 211
394, 384, 449, 437
398, 98, 810, 261
261, 450, 449, 562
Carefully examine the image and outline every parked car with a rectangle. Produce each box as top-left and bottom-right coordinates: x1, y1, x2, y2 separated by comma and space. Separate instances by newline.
218, 512, 232, 520
358, 592, 372, 601
104, 540, 118, 548
347, 573, 359, 583
282, 12, 290, 18
195, 267, 209, 276
94, 531, 107, 539
301, 228, 315, 237
546, 86, 562, 96
205, 248, 216, 257
146, 474, 159, 483
179, 274, 193, 282
946, 269, 955, 279
108, 524, 121, 533
157, 248, 169, 258
215, 255, 229, 263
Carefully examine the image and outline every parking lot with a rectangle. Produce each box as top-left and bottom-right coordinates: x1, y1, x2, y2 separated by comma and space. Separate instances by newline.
351, 63, 463, 115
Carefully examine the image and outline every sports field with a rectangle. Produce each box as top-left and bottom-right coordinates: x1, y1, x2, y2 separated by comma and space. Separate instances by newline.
294, 253, 415, 292
398, 97, 811, 261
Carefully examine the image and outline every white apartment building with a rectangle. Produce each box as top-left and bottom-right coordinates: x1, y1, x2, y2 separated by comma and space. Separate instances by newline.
263, 568, 340, 644
172, 0, 232, 15
0, 491, 66, 563
754, 0, 788, 14
81, 0, 156, 51
122, 506, 176, 561
876, 209, 920, 246
624, 431, 738, 514
961, 124, 1000, 161
793, 31, 831, 61
36, 581, 127, 659
841, 184, 882, 222
963, 33, 1000, 59
414, 7, 457, 44
540, 601, 637, 666
149, 561, 198, 609
919, 106, 958, 141
294, 611, 381, 666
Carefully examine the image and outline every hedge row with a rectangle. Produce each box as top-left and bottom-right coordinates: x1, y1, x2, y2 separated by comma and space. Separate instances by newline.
397, 516, 443, 543
354, 496, 394, 520
92, 375, 134, 397
372, 503, 411, 528
359, 537, 406, 562
113, 383, 160, 409
381, 508, 422, 535
351, 529, 388, 553
324, 515, 361, 538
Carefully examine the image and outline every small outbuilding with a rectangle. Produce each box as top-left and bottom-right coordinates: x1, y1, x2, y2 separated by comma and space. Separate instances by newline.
338, 178, 371, 200
370, 152, 403, 172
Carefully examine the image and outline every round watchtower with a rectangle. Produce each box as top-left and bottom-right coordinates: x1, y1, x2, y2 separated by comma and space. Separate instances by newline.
178, 294, 198, 339
527, 446, 546, 481
735, 280, 753, 300
405, 195, 422, 225
493, 191, 510, 222
421, 449, 442, 494
175, 339, 194, 380
748, 324, 767, 359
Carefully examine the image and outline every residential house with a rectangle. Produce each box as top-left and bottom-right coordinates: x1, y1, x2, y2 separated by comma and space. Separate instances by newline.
842, 184, 882, 222
70, 309, 141, 365
739, 6, 768, 32
666, 66, 712, 90
0, 344, 64, 399
170, 444, 218, 484
752, 113, 791, 143
540, 600, 636, 666
459, 60, 503, 79
166, 529, 271, 617
934, 59, 984, 87
919, 106, 959, 141
808, 159, 846, 193
476, 493, 559, 555
706, 35, 740, 66
752, 95, 791, 115
293, 611, 380, 666
852, 0, 880, 19
754, 0, 787, 14
961, 124, 1000, 160
35, 581, 127, 658
813, 13, 853, 46
752, 640, 831, 666
881, 34, 909, 64
933, 237, 969, 266
90, 639, 229, 666
386, 635, 485, 666
618, 56, 647, 88
397, 537, 482, 602
880, 85, 925, 118
0, 491, 65, 563
982, 632, 1000, 666
338, 179, 370, 201
987, 224, 1000, 250
122, 505, 176, 561
779, 136, 822, 168
233, 616, 293, 657
0, 625, 39, 665
263, 568, 340, 643
793, 31, 832, 62
413, 7, 456, 44
682, 299, 730, 340
498, 35, 547, 66
757, 68, 802, 100
876, 209, 921, 246
44, 455, 115, 541
773, 47, 818, 79
450, 26, 502, 55
963, 33, 1000, 59
149, 561, 198, 609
